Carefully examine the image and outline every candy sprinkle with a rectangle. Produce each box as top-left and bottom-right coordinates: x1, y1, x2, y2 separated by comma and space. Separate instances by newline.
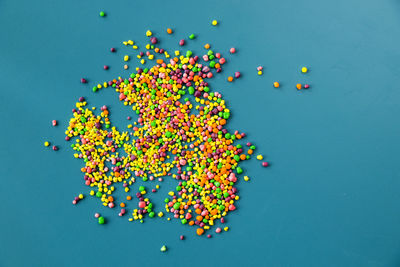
160, 245, 167, 252
301, 67, 308, 73
44, 141, 50, 147
212, 20, 218, 26
99, 11, 105, 17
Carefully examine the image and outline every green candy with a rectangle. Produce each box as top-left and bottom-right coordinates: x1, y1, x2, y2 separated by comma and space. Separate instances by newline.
173, 202, 180, 210
186, 50, 193, 57
98, 217, 105, 224
96, 191, 102, 198
234, 155, 240, 161
236, 167, 243, 174
160, 245, 167, 252
188, 86, 195, 95
149, 212, 155, 218
99, 11, 105, 17
165, 131, 172, 138
189, 34, 195, 39
139, 186, 145, 191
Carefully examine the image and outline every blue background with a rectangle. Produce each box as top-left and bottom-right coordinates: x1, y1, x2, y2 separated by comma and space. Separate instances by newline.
1, 0, 400, 266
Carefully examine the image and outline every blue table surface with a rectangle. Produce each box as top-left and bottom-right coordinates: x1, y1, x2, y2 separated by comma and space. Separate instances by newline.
1, 0, 400, 266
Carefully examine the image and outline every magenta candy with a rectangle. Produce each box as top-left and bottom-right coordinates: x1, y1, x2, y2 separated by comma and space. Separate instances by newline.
179, 39, 185, 46
110, 47, 116, 52
80, 78, 87, 83
234, 72, 241, 78
104, 65, 109, 70
304, 84, 310, 89
150, 37, 158, 44
52, 146, 58, 151
262, 162, 269, 167
180, 235, 184, 240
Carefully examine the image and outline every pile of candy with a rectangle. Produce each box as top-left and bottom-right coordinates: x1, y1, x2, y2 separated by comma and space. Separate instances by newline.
65, 29, 268, 235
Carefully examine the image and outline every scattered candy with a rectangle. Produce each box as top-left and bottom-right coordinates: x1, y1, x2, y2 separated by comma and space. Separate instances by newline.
304, 84, 310, 89
244, 176, 250, 181
256, 155, 263, 160
301, 67, 308, 73
227, 76, 233, 82
110, 47, 116, 52
52, 145, 58, 151
262, 162, 269, 167
273, 82, 280, 88
180, 235, 184, 240
230, 48, 236, 54
189, 34, 195, 40
44, 141, 50, 147
212, 20, 218, 26
99, 11, 105, 17
160, 245, 167, 252
94, 213, 100, 218
65, 28, 270, 238
104, 65, 109, 70
80, 78, 87, 83
296, 83, 302, 90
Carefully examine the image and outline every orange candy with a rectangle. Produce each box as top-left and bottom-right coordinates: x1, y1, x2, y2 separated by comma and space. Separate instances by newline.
273, 82, 280, 88
196, 228, 204, 236
167, 28, 173, 34
227, 76, 233, 82
296, 83, 302, 90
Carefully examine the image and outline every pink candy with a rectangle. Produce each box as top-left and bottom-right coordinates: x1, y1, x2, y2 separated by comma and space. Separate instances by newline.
230, 47, 236, 54
262, 162, 269, 167
179, 39, 185, 46
52, 120, 57, 126
216, 227, 222, 233
257, 66, 263, 71
138, 201, 146, 208
95, 213, 100, 218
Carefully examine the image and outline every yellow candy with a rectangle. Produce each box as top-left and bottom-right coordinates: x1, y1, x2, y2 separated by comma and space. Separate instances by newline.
244, 176, 250, 182
146, 30, 152, 37
78, 194, 84, 199
257, 71, 263, 75
212, 20, 218, 26
301, 67, 308, 73
124, 55, 129, 61
90, 190, 95, 196
256, 155, 263, 160
224, 227, 229, 231
44, 141, 50, 147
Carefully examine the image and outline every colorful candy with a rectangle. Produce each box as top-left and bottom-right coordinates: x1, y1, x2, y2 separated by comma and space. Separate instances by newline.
65, 30, 269, 236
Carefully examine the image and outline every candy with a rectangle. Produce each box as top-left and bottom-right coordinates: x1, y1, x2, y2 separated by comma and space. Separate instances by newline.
244, 176, 250, 181
301, 67, 308, 73
256, 155, 263, 160
212, 20, 218, 26
296, 83, 302, 90
99, 11, 105, 17
230, 48, 236, 54
80, 78, 87, 83
227, 76, 233, 82
65, 32, 265, 237
44, 141, 50, 147
262, 162, 269, 167
110, 48, 116, 52
94, 213, 100, 218
160, 245, 167, 252
180, 235, 184, 240
189, 34, 195, 40
273, 82, 280, 88
103, 65, 109, 70
304, 84, 310, 89
98, 216, 105, 224
167, 28, 173, 34
179, 39, 185, 46
52, 145, 58, 151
